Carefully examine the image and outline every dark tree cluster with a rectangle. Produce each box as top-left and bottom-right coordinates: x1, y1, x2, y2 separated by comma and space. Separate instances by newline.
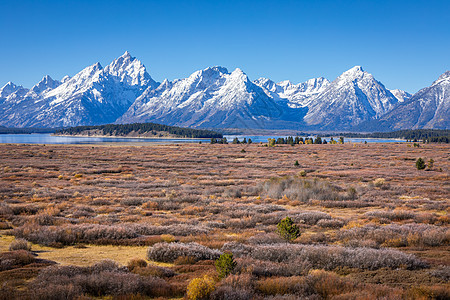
231, 137, 252, 144
210, 137, 228, 144
55, 122, 223, 139
339, 129, 450, 143
0, 126, 57, 134
267, 136, 339, 145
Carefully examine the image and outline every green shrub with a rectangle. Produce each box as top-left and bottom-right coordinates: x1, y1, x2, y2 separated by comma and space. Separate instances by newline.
416, 158, 425, 170
215, 252, 237, 279
276, 217, 300, 242
427, 158, 434, 169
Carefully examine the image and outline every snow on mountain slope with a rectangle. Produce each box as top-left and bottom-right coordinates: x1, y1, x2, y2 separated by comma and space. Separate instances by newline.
254, 77, 330, 107
119, 66, 299, 129
389, 89, 412, 102
0, 82, 27, 98
1, 55, 447, 130
30, 75, 61, 95
303, 66, 399, 130
0, 52, 157, 128
366, 71, 450, 130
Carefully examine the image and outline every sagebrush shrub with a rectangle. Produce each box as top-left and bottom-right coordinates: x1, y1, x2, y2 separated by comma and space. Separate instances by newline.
12, 223, 209, 245
127, 258, 147, 271
9, 238, 31, 251
0, 250, 36, 271
317, 219, 345, 228
222, 242, 427, 270
147, 242, 221, 263
258, 177, 346, 202
31, 260, 170, 298
338, 223, 449, 247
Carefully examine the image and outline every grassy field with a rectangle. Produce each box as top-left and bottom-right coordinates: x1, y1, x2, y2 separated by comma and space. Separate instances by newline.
0, 142, 448, 299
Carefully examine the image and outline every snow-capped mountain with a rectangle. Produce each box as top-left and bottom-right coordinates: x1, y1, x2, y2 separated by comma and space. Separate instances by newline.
303, 66, 400, 130
0, 52, 157, 128
366, 71, 450, 130
254, 77, 330, 108
0, 53, 448, 131
118, 67, 300, 129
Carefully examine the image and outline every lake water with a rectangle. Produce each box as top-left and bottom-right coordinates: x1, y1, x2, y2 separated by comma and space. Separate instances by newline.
0, 134, 405, 144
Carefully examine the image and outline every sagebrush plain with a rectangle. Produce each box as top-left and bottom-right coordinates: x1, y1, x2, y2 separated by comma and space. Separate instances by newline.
0, 142, 448, 299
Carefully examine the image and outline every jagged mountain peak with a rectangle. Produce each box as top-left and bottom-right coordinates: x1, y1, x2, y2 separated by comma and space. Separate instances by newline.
304, 66, 399, 129
103, 52, 155, 88
1, 81, 19, 90
278, 80, 293, 87
346, 65, 364, 73
78, 62, 103, 78
433, 70, 450, 85
0, 81, 25, 98
192, 66, 229, 79
205, 66, 229, 74
369, 71, 450, 131
31, 75, 60, 94
229, 68, 249, 82
338, 65, 368, 81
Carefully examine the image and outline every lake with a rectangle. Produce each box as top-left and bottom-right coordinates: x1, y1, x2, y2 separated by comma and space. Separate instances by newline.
0, 134, 405, 144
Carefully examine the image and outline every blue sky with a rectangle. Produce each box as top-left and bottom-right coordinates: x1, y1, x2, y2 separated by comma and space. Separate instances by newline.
1, 0, 449, 93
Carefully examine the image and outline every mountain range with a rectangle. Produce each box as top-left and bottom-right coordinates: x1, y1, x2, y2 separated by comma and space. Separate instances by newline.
0, 51, 448, 131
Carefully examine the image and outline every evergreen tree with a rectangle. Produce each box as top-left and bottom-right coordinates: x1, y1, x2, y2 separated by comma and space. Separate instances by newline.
215, 252, 237, 279
416, 157, 426, 170
277, 217, 300, 242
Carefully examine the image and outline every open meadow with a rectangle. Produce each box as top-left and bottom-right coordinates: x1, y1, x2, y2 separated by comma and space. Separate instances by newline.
0, 142, 449, 299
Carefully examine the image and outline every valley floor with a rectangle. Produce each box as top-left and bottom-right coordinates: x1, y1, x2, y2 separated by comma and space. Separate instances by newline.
0, 142, 448, 299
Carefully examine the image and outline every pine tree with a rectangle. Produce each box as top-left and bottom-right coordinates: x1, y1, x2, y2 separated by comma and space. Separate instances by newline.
215, 252, 237, 279
416, 157, 426, 170
277, 217, 300, 242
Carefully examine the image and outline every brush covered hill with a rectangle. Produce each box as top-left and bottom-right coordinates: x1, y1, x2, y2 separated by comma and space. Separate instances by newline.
54, 122, 223, 139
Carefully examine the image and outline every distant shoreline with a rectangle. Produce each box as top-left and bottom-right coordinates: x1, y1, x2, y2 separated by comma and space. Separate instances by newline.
52, 133, 209, 140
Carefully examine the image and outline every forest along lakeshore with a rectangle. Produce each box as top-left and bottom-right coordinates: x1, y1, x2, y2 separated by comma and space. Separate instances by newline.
0, 141, 449, 299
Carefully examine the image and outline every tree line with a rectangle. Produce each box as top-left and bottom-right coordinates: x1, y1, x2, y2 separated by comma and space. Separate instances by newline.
55, 123, 223, 139
339, 129, 449, 143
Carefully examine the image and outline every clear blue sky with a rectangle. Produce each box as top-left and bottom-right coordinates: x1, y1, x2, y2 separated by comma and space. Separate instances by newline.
1, 0, 449, 93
